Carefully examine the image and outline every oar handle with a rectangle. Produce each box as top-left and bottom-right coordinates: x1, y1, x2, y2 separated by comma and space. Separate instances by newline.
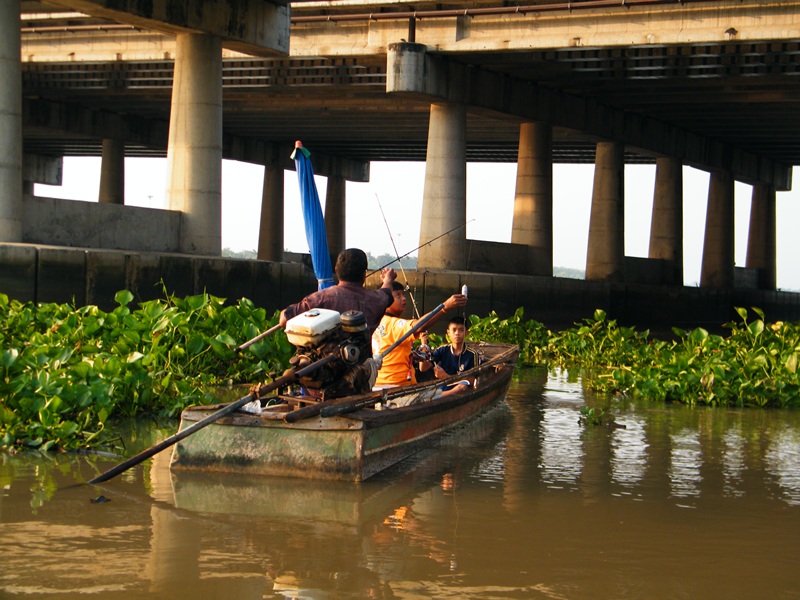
86, 354, 338, 485
284, 389, 385, 423
234, 322, 283, 353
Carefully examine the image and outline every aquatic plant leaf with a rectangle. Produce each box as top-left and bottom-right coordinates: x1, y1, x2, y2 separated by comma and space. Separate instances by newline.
126, 352, 145, 364
1, 348, 19, 368
215, 333, 237, 347
114, 290, 134, 306
187, 335, 205, 355
785, 353, 798, 374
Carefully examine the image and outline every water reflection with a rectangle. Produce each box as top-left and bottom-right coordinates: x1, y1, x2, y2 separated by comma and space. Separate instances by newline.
610, 416, 648, 492
765, 424, 800, 506
722, 426, 746, 498
668, 428, 703, 501
539, 368, 585, 490
2, 370, 800, 599
539, 407, 584, 490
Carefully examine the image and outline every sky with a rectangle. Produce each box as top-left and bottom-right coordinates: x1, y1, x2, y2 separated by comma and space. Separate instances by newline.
35, 157, 800, 291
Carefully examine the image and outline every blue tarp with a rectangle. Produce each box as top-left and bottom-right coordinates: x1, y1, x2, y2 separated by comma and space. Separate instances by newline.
291, 143, 334, 290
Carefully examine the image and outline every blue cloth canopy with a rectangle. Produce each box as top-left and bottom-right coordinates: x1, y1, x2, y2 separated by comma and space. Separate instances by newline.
291, 142, 334, 290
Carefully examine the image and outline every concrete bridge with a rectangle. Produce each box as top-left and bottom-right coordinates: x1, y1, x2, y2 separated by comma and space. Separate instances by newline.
2, 0, 800, 328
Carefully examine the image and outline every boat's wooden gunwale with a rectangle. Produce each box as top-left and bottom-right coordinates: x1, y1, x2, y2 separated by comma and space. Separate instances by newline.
353, 362, 514, 427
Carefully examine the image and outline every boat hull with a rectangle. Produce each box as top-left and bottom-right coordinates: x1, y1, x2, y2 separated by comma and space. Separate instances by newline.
170, 343, 518, 481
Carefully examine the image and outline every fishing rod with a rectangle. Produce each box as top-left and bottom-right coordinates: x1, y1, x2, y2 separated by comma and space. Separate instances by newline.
374, 193, 421, 318
367, 219, 475, 278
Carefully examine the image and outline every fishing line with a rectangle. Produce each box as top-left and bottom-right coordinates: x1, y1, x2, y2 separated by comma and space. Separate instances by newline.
374, 192, 421, 318
367, 219, 475, 277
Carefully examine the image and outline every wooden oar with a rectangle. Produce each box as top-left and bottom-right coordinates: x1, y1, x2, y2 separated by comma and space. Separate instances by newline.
86, 354, 338, 485
234, 322, 283, 353
320, 345, 517, 418
283, 389, 385, 423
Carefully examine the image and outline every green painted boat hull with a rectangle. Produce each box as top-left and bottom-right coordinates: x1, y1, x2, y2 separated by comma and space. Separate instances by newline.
171, 343, 518, 481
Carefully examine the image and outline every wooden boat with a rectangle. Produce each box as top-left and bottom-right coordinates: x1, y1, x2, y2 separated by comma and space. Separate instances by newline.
168, 403, 513, 523
170, 342, 519, 482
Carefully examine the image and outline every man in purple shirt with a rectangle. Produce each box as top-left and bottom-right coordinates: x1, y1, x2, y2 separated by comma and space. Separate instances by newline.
280, 248, 397, 336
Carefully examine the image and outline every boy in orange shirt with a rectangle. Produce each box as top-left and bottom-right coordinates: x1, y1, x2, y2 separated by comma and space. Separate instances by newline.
372, 282, 466, 388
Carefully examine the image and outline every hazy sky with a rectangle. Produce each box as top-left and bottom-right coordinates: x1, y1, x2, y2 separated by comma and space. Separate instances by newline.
36, 157, 800, 291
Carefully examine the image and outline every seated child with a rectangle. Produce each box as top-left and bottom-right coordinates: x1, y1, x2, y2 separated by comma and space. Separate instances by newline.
419, 316, 478, 396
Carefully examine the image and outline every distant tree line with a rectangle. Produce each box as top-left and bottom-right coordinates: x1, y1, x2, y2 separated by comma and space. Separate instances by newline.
221, 248, 581, 279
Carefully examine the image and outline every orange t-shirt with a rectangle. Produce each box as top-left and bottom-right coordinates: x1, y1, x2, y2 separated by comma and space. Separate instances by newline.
372, 314, 417, 386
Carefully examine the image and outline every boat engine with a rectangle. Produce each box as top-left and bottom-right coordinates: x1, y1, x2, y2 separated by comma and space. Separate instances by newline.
284, 308, 373, 398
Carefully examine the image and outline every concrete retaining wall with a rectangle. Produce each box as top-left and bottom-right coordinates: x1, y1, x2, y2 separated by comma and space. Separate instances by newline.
0, 243, 316, 314
23, 195, 181, 253
2, 243, 799, 334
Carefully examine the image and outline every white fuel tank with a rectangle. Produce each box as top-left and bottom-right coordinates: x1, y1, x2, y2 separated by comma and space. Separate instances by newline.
285, 308, 341, 347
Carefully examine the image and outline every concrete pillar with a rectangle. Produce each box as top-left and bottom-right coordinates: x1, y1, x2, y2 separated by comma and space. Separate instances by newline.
418, 102, 467, 270
166, 33, 223, 256
700, 171, 734, 288
98, 139, 125, 205
586, 142, 625, 281
325, 175, 346, 259
511, 122, 553, 276
746, 182, 777, 290
649, 157, 684, 285
0, 0, 23, 242
257, 162, 284, 261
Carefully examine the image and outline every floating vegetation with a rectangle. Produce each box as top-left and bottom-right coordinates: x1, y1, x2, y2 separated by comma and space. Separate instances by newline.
470, 306, 800, 409
3, 293, 799, 453
0, 291, 293, 451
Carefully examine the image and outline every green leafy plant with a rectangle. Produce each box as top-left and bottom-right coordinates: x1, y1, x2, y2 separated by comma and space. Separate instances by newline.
0, 291, 293, 451
468, 306, 800, 409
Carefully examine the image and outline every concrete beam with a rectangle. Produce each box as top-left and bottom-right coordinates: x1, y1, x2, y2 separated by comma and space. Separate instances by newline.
23, 154, 62, 186
45, 0, 289, 56
24, 97, 170, 148
22, 98, 369, 181
387, 43, 792, 190
290, 0, 800, 56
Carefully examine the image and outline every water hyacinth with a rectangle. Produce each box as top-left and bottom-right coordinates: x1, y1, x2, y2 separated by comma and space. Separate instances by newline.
470, 306, 800, 408
0, 291, 293, 451
4, 294, 800, 453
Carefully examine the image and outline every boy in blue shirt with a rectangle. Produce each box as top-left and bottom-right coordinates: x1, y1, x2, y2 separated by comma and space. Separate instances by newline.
420, 315, 478, 396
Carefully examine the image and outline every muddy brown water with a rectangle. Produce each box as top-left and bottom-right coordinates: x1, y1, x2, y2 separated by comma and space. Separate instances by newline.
2, 368, 799, 599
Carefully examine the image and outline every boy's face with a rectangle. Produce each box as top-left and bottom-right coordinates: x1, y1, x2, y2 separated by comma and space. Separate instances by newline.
387, 289, 407, 316
447, 323, 467, 344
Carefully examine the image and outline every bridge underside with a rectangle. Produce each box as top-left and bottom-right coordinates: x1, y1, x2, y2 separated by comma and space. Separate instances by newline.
2, 0, 796, 314
19, 0, 800, 187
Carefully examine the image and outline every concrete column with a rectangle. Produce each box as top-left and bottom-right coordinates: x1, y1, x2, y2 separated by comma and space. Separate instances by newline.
700, 170, 734, 288
166, 33, 223, 256
511, 122, 553, 276
418, 102, 467, 270
98, 139, 125, 205
746, 182, 777, 290
649, 157, 684, 285
325, 175, 346, 259
586, 142, 625, 281
257, 163, 284, 261
0, 0, 23, 242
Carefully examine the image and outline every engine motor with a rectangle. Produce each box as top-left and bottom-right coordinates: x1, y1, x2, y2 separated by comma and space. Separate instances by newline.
284, 308, 372, 397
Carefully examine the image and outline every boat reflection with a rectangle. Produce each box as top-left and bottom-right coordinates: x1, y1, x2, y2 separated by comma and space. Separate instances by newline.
162, 406, 513, 598
166, 405, 513, 525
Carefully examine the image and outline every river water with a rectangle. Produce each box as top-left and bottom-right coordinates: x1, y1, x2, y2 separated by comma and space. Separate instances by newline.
2, 368, 800, 599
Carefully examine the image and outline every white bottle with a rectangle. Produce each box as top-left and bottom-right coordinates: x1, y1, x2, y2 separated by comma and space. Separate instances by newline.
461, 284, 468, 298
